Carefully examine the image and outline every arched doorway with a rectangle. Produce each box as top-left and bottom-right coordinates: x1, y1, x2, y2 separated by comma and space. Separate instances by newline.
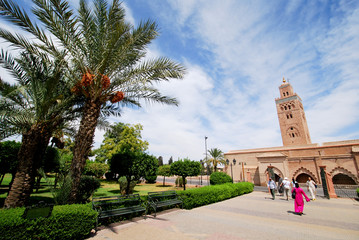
265, 166, 284, 183
332, 174, 356, 185
296, 173, 311, 183
274, 173, 281, 182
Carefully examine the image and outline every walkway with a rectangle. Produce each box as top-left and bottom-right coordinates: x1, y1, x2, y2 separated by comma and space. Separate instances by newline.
88, 191, 359, 240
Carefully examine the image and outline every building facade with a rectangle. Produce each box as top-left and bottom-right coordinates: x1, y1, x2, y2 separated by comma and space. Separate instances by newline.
225, 79, 359, 186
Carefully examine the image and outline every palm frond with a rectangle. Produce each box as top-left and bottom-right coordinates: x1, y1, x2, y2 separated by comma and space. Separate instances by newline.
0, 0, 59, 55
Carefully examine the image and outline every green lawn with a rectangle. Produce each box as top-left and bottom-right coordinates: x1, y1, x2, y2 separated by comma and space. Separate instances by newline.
0, 174, 185, 207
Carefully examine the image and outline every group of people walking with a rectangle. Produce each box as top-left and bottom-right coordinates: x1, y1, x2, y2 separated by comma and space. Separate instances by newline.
267, 175, 317, 215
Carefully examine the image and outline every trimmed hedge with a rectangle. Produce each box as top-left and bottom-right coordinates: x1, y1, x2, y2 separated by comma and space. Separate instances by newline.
178, 182, 254, 209
210, 172, 233, 185
0, 204, 97, 240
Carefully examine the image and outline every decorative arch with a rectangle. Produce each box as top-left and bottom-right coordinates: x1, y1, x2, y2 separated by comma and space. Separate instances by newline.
330, 167, 358, 185
265, 166, 284, 182
286, 126, 300, 138
292, 167, 318, 183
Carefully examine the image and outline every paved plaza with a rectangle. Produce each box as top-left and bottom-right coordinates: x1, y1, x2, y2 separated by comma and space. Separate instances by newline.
88, 191, 359, 240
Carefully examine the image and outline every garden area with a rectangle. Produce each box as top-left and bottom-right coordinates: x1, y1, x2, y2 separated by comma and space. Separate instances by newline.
0, 0, 254, 239
0, 174, 186, 208
0, 171, 254, 240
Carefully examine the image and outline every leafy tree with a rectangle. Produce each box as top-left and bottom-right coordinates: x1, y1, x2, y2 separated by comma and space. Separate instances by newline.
157, 165, 172, 186
168, 156, 173, 165
0, 141, 20, 185
109, 150, 158, 194
170, 158, 201, 190
158, 156, 163, 166
94, 123, 149, 163
84, 161, 109, 178
206, 148, 225, 172
142, 154, 159, 183
76, 175, 101, 203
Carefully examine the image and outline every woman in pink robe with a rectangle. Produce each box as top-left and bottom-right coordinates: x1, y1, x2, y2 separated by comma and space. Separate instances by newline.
292, 182, 310, 215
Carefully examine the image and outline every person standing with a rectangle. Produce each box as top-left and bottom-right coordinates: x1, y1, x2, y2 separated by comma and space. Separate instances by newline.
292, 182, 310, 215
306, 177, 316, 200
278, 175, 283, 196
267, 178, 277, 200
280, 177, 291, 200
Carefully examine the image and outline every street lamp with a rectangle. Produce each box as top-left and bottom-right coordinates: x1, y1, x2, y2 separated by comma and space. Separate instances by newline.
205, 136, 208, 185
200, 159, 203, 185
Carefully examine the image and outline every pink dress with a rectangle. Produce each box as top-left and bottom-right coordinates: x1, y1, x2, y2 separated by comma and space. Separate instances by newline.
292, 187, 310, 213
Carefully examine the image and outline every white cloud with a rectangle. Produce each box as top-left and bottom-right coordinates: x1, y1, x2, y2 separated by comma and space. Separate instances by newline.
93, 0, 359, 162
2, 0, 358, 164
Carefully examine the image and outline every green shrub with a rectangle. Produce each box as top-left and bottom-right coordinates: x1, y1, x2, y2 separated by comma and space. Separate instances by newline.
77, 176, 101, 203
0, 204, 97, 240
52, 174, 72, 205
175, 176, 187, 187
145, 175, 157, 183
178, 182, 254, 209
118, 176, 137, 195
357, 188, 359, 198
210, 172, 233, 185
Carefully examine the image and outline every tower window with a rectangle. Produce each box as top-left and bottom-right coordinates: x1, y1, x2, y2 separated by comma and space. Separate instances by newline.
284, 106, 287, 110
288, 105, 291, 110
292, 133, 295, 137
290, 114, 293, 118
283, 92, 286, 96
290, 127, 293, 130
286, 92, 289, 95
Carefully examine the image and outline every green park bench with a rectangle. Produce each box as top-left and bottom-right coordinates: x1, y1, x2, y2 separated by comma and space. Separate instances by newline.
22, 201, 54, 220
147, 190, 183, 217
92, 194, 146, 231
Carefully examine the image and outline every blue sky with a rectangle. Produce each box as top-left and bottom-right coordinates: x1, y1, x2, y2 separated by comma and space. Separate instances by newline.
2, 0, 359, 163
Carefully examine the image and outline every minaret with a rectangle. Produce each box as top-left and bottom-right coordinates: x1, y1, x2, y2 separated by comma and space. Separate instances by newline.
275, 78, 311, 146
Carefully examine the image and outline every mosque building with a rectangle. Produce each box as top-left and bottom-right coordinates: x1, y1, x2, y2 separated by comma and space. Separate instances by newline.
224, 78, 359, 186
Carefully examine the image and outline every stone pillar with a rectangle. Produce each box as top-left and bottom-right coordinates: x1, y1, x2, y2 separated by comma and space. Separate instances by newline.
325, 172, 337, 199
246, 171, 252, 183
314, 152, 321, 184
352, 147, 359, 179
319, 166, 337, 199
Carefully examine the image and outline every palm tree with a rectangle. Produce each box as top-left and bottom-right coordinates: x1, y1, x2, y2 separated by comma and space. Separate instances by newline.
28, 0, 186, 202
0, 0, 185, 203
0, 51, 78, 208
206, 148, 225, 172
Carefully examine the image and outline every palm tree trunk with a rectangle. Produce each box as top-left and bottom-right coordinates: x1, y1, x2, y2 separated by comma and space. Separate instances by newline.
4, 124, 51, 208
69, 100, 101, 203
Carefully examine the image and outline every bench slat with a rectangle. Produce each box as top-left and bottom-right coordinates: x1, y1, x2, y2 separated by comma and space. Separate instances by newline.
92, 194, 146, 231
147, 190, 183, 217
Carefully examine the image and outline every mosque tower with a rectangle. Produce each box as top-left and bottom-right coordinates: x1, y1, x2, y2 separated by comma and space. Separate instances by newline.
275, 78, 311, 146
